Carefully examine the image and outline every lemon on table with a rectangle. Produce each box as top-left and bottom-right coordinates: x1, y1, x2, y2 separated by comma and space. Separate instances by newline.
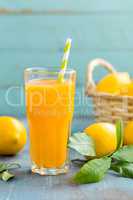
96, 72, 131, 94
124, 121, 133, 145
84, 122, 117, 157
0, 116, 27, 155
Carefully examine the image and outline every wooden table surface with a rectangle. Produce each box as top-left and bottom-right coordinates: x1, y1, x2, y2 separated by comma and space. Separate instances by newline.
0, 117, 133, 200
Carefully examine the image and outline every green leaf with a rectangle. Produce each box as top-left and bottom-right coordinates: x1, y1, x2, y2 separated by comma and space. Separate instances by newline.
111, 162, 133, 178
0, 163, 8, 172
0, 162, 20, 182
116, 119, 124, 150
69, 132, 96, 156
0, 162, 20, 173
112, 145, 133, 162
73, 157, 111, 184
0, 171, 14, 181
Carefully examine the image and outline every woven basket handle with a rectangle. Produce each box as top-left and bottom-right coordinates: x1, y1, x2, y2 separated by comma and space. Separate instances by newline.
86, 58, 117, 94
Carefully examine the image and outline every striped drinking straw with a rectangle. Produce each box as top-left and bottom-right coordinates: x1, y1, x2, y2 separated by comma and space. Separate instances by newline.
58, 38, 72, 82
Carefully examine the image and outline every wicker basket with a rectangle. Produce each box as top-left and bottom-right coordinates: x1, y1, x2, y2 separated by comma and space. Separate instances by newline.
85, 58, 133, 124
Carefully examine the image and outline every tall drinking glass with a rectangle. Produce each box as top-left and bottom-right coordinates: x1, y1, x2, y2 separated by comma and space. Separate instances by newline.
24, 67, 76, 175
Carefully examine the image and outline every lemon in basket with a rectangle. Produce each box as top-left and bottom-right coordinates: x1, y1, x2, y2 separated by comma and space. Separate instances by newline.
84, 122, 117, 157
124, 121, 133, 145
96, 72, 131, 94
121, 81, 133, 96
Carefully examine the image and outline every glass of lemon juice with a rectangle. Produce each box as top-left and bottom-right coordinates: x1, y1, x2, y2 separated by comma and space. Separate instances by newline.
25, 39, 76, 175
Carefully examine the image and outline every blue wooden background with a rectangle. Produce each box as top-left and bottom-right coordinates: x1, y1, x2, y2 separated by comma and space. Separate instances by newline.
1, 0, 133, 116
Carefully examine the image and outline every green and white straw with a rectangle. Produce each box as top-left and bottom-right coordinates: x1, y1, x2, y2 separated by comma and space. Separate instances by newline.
58, 38, 72, 82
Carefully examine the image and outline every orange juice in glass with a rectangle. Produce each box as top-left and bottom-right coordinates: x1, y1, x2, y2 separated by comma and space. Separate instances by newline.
25, 67, 76, 175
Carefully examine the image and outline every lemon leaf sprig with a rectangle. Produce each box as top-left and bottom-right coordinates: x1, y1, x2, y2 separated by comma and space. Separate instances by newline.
69, 120, 133, 184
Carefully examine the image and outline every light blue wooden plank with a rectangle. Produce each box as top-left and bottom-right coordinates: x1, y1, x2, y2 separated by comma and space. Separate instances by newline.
0, 15, 133, 50
31, 0, 133, 11
0, 87, 25, 117
0, 0, 31, 9
1, 0, 133, 12
1, 51, 133, 87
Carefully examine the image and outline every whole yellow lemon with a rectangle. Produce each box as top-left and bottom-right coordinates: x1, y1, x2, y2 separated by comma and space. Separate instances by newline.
124, 121, 133, 145
96, 72, 131, 94
84, 122, 117, 157
0, 116, 27, 155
